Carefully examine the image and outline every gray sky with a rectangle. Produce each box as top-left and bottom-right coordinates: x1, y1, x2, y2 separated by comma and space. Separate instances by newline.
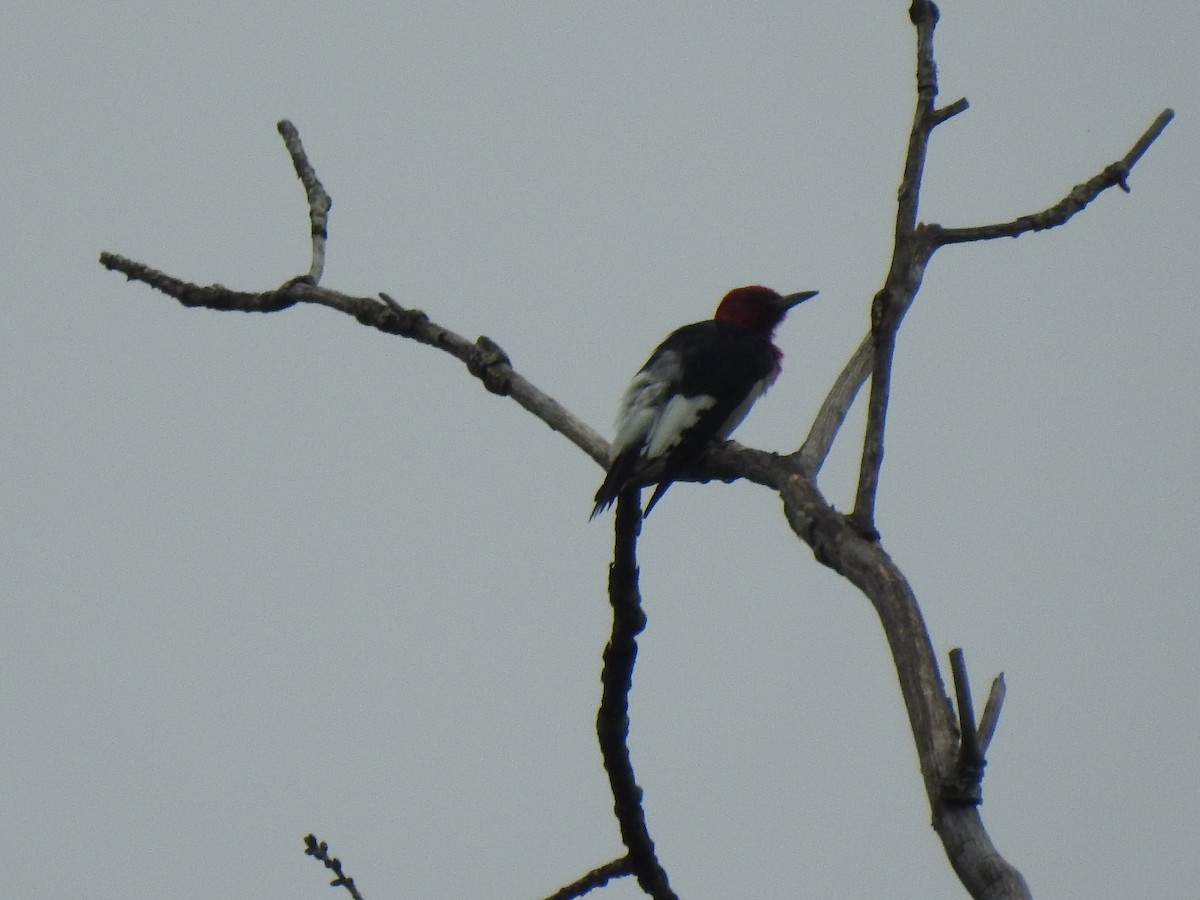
3, 3, 1197, 898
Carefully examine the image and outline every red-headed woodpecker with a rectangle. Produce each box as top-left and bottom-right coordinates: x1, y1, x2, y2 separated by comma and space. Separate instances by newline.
591, 285, 818, 519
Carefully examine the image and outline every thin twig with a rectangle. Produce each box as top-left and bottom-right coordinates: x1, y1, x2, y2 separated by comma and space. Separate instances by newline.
948, 650, 983, 807
852, 292, 895, 537
949, 650, 979, 757
850, 0, 944, 535
98, 252, 298, 312
596, 489, 677, 900
930, 108, 1173, 246
542, 857, 633, 900
303, 834, 365, 900
277, 119, 332, 284
977, 673, 1007, 755
793, 332, 872, 474
97, 254, 609, 469
931, 97, 970, 126
949, 649, 981, 767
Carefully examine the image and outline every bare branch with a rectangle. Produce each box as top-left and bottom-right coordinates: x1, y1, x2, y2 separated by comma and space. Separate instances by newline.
845, 32, 1172, 545
793, 332, 872, 475
949, 649, 981, 767
931, 97, 970, 126
754, 461, 1033, 899
850, 0, 944, 535
945, 648, 985, 806
930, 108, 1174, 246
1121, 107, 1175, 173
596, 490, 677, 900
98, 254, 609, 469
977, 673, 1007, 756
303, 834, 365, 900
277, 119, 332, 284
852, 292, 896, 538
543, 857, 633, 900
98, 252, 298, 313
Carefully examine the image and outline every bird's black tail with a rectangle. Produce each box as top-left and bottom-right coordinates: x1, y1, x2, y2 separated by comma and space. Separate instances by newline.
641, 480, 673, 517
590, 450, 642, 520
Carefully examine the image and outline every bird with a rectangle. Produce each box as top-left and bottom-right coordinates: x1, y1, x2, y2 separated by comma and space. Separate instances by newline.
591, 285, 817, 519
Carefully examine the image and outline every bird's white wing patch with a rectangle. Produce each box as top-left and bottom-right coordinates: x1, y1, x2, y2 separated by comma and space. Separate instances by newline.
644, 393, 718, 460
609, 351, 680, 458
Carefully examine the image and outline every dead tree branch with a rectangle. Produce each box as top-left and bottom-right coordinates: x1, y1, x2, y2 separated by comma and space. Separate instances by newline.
542, 858, 634, 900
277, 119, 332, 285
704, 442, 1033, 898
977, 673, 1007, 757
849, 2, 1170, 539
97, 255, 608, 469
792, 104, 1170, 507
944, 648, 1004, 807
595, 490, 676, 900
929, 108, 1174, 246
303, 834, 365, 900
793, 333, 871, 475
849, 0, 950, 537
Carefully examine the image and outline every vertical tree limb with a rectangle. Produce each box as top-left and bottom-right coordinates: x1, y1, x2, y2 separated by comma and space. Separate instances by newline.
278, 118, 332, 285
596, 489, 677, 900
851, 0, 948, 534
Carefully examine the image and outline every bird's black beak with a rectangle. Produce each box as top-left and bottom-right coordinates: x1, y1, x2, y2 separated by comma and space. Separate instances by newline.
779, 290, 819, 310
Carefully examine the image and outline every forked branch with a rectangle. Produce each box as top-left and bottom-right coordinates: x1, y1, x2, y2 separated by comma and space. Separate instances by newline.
944, 648, 1007, 806
847, 2, 1169, 537
97, 253, 608, 469
929, 108, 1174, 246
851, 0, 951, 535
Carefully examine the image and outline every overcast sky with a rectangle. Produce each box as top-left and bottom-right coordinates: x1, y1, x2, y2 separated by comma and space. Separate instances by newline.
3, 3, 1197, 898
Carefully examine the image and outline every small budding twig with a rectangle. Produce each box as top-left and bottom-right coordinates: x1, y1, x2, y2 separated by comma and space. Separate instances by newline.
977, 672, 1007, 756
303, 833, 365, 900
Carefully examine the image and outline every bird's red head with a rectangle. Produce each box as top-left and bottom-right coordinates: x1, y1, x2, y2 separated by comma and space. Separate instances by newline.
712, 285, 819, 333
